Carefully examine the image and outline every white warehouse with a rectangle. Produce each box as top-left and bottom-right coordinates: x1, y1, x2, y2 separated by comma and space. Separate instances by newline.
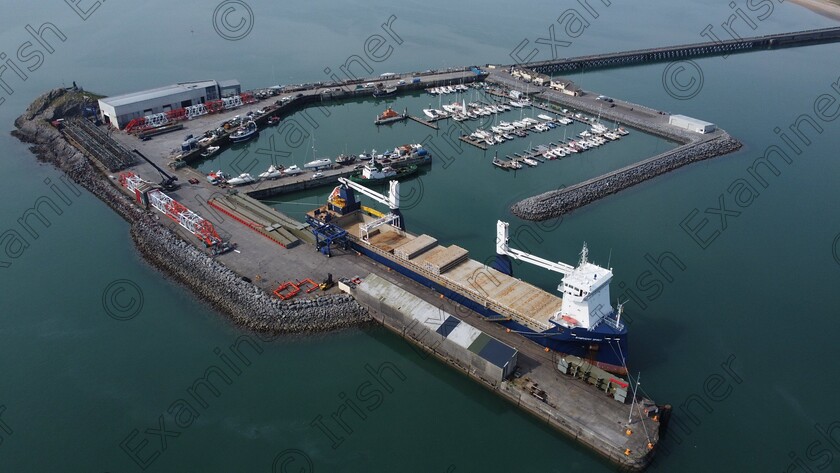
98, 79, 241, 129
669, 114, 716, 134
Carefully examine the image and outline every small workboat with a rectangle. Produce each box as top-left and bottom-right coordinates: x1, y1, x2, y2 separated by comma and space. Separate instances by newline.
200, 146, 220, 158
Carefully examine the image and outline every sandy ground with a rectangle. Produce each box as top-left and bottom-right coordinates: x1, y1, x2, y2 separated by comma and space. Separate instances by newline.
788, 0, 840, 21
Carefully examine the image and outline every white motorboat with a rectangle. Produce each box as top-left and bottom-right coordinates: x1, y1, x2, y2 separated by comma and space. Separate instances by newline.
200, 146, 220, 158
304, 158, 332, 169
258, 165, 283, 180
283, 165, 304, 176
227, 173, 255, 186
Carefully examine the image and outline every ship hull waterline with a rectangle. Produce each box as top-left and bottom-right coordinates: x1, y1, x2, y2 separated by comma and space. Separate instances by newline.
348, 239, 629, 375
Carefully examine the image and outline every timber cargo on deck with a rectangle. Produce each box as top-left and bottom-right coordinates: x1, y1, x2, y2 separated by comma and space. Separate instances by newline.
308, 178, 630, 375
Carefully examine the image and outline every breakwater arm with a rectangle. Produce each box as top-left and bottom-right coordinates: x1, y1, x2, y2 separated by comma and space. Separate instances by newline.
511, 133, 742, 220
13, 88, 369, 334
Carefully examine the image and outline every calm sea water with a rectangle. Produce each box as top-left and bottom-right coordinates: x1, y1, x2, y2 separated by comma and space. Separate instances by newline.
1, 1, 839, 471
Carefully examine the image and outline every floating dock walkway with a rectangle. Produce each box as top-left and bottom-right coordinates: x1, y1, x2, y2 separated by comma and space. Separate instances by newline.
407, 115, 439, 130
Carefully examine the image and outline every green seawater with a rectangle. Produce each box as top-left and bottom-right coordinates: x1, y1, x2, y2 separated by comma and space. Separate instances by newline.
1, 1, 839, 471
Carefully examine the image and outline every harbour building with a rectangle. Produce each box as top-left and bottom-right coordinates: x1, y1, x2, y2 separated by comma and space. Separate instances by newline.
98, 80, 241, 129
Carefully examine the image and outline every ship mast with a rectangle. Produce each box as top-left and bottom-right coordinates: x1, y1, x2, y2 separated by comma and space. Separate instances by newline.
579, 242, 589, 266
628, 371, 640, 423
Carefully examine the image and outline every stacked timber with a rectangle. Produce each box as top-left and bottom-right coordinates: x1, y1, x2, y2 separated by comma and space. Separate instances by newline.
423, 245, 468, 275
394, 234, 437, 261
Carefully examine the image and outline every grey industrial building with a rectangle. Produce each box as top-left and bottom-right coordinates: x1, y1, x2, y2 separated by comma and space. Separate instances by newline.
351, 274, 519, 383
668, 114, 716, 134
98, 79, 241, 129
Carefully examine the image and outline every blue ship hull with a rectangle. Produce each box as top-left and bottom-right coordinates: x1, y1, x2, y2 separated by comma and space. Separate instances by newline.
351, 241, 629, 374
230, 130, 258, 143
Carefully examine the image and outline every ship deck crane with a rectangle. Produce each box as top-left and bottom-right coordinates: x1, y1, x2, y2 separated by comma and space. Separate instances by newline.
337, 178, 404, 239
495, 220, 618, 331
494, 220, 575, 276
132, 148, 179, 191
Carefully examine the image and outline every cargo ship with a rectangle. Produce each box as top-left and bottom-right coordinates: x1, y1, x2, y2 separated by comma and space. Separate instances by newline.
308, 180, 630, 374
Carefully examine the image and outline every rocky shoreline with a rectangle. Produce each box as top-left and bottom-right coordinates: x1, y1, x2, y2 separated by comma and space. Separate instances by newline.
13, 88, 370, 334
511, 133, 743, 221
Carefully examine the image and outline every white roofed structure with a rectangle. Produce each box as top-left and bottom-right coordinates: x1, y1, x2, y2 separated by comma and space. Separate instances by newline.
98, 79, 241, 129
669, 114, 716, 134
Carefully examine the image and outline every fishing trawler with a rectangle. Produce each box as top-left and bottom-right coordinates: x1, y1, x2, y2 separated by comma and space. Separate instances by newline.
229, 120, 258, 143
348, 157, 418, 184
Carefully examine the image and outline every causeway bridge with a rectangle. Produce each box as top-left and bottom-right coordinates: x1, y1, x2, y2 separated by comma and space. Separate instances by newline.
519, 26, 840, 74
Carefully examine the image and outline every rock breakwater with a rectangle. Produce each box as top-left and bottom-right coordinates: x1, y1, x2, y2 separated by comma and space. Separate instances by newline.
13, 88, 370, 334
511, 134, 743, 220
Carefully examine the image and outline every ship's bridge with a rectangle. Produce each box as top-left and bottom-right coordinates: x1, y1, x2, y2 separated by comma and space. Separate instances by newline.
559, 263, 612, 299
555, 261, 614, 330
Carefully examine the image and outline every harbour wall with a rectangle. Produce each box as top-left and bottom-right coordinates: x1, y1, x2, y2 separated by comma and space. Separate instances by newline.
351, 274, 516, 384
355, 280, 653, 472
511, 133, 742, 221
245, 168, 357, 199
520, 26, 840, 73
13, 88, 370, 335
